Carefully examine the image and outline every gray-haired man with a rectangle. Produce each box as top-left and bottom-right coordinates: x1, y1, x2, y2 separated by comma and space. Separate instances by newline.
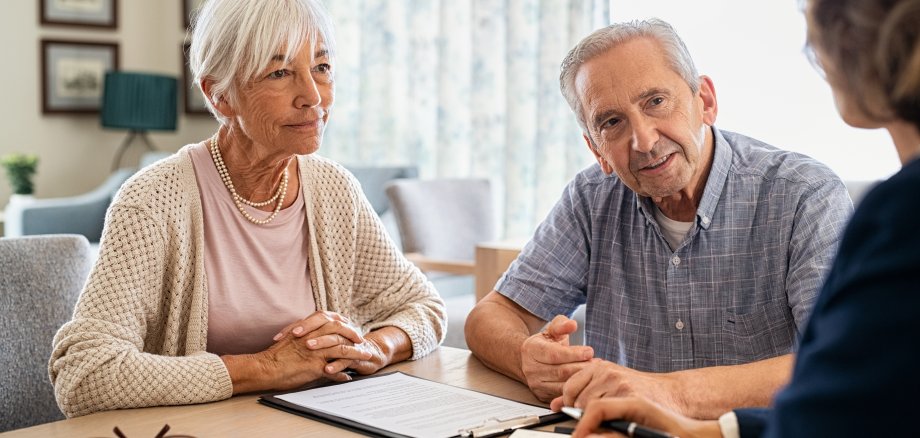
465, 18, 852, 419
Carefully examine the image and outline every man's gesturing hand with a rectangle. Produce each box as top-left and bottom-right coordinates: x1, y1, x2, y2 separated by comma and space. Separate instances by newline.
520, 315, 594, 402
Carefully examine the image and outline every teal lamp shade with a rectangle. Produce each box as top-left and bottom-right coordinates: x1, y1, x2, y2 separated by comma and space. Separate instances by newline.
101, 72, 177, 131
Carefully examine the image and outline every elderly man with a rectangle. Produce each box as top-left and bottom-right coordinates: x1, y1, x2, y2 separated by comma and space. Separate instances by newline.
465, 18, 852, 420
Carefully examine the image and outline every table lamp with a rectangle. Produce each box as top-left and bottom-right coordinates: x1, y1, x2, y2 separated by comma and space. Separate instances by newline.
101, 71, 177, 170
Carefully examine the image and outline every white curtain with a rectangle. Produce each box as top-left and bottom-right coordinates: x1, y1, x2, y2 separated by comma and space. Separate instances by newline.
320, 0, 608, 238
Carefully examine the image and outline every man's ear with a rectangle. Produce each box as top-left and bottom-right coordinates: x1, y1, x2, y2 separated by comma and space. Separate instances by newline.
698, 75, 718, 126
584, 134, 614, 175
200, 79, 233, 117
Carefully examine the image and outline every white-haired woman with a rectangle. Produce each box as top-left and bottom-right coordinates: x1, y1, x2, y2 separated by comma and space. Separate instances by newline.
50, 0, 445, 418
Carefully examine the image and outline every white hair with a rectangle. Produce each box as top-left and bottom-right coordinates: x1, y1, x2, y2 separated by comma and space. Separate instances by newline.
188, 0, 336, 124
559, 18, 700, 134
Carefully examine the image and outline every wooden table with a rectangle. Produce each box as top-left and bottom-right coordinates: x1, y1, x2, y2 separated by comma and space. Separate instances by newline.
2, 347, 569, 437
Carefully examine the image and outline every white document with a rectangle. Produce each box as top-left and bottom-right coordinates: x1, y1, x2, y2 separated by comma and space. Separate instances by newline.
275, 372, 554, 437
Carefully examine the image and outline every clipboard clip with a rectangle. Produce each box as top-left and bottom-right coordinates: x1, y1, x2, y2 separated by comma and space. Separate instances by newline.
458, 415, 541, 438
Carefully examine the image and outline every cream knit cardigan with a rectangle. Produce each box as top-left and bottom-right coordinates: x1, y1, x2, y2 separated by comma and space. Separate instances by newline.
49, 146, 446, 418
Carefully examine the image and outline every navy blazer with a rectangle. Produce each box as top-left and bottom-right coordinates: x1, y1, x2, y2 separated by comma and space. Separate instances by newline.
733, 157, 920, 436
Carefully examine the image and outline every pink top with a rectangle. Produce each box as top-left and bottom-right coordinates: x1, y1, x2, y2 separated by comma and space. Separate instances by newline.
189, 143, 316, 355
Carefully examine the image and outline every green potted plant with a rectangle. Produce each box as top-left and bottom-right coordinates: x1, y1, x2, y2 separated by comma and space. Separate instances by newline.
1, 153, 39, 196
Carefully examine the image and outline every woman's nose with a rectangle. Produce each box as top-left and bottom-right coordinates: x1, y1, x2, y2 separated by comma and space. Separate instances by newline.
294, 75, 321, 108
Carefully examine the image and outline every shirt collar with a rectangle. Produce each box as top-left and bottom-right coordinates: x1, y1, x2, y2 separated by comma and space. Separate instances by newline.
634, 126, 731, 230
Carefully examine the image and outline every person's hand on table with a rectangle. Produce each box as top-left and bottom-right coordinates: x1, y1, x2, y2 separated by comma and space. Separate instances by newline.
571, 397, 721, 438
521, 315, 595, 402
259, 333, 373, 390
271, 311, 369, 374
273, 310, 393, 376
549, 360, 686, 415
222, 311, 372, 394
301, 327, 406, 377
273, 311, 364, 347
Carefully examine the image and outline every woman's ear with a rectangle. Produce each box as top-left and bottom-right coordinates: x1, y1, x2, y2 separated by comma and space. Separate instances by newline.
200, 79, 233, 117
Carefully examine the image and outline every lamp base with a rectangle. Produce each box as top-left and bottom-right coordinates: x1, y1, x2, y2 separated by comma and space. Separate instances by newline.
111, 130, 156, 171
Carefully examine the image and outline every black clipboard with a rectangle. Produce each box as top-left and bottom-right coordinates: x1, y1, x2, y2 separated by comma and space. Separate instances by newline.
258, 372, 567, 438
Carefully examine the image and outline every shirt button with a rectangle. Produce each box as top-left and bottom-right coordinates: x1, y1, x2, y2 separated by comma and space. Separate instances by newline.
675, 319, 685, 330
701, 216, 711, 225
671, 256, 681, 266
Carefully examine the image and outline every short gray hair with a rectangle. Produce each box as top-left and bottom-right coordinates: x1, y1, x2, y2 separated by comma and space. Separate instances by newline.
189, 0, 336, 124
559, 18, 700, 133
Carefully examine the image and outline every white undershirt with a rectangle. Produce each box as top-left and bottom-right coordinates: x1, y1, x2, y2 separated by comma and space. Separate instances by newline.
653, 205, 694, 251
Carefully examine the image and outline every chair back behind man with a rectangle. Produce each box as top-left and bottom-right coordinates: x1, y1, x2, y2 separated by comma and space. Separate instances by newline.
385, 178, 495, 348
385, 178, 495, 263
0, 235, 93, 431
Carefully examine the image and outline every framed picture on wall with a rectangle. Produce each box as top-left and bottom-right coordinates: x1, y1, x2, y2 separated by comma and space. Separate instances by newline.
182, 43, 210, 115
40, 0, 118, 29
183, 0, 206, 29
41, 39, 119, 114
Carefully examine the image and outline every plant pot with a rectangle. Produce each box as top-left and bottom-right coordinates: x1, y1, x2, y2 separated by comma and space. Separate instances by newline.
8, 193, 34, 203
3, 194, 34, 237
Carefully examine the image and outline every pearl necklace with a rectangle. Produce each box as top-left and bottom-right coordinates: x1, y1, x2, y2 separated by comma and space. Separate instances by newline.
209, 134, 289, 225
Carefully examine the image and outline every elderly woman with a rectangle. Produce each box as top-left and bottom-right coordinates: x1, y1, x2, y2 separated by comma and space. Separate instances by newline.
50, 0, 445, 418
568, 0, 920, 437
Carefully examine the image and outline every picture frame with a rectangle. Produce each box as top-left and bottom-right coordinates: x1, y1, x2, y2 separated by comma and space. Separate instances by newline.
40, 0, 117, 29
41, 39, 119, 114
182, 43, 210, 115
183, 0, 206, 29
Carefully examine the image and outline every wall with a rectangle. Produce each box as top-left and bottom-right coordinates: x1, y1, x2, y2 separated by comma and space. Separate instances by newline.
0, 1, 218, 207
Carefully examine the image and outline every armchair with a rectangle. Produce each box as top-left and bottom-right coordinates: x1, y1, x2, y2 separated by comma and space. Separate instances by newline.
344, 165, 418, 249
3, 168, 134, 242
0, 235, 93, 431
3, 151, 172, 243
385, 178, 495, 348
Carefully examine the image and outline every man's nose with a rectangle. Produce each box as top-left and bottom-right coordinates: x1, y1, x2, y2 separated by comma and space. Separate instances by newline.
629, 117, 658, 154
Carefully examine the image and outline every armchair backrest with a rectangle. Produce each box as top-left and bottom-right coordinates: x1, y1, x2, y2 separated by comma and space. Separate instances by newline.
385, 178, 495, 262
7, 150, 170, 243
345, 166, 419, 216
0, 235, 93, 431
345, 166, 419, 249
14, 168, 135, 242
386, 179, 495, 348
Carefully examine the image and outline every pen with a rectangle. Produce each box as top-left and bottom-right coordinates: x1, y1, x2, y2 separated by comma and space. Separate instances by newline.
561, 406, 677, 438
